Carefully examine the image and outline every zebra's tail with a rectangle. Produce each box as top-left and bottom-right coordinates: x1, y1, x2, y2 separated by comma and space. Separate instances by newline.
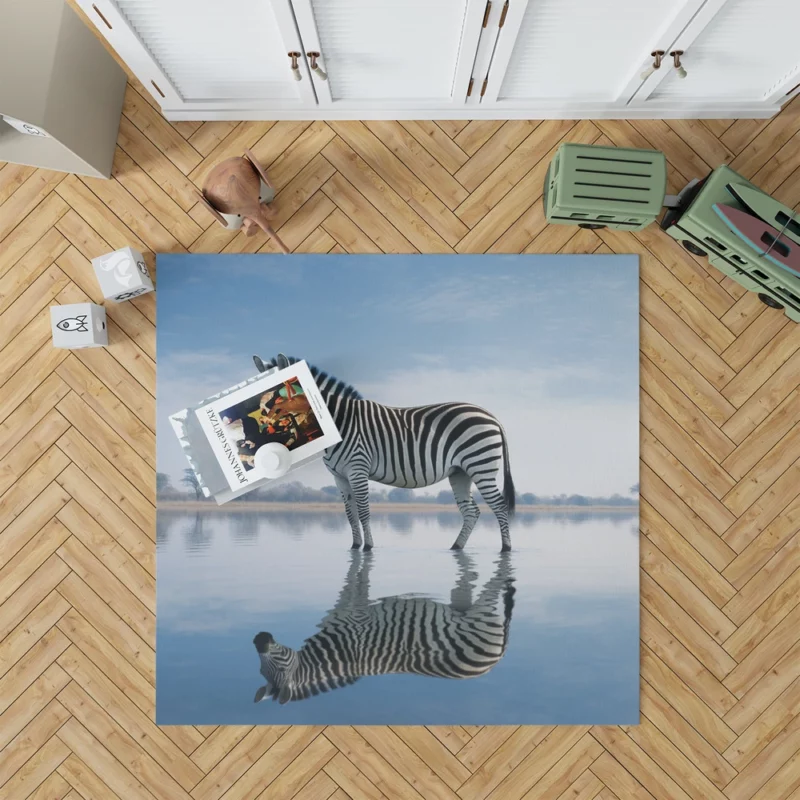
501, 431, 515, 519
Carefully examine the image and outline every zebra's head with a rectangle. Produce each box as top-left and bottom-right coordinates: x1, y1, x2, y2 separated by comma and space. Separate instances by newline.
253, 353, 295, 373
253, 631, 298, 704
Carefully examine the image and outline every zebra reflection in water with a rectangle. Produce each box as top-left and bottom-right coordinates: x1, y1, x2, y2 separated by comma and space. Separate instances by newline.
253, 552, 515, 704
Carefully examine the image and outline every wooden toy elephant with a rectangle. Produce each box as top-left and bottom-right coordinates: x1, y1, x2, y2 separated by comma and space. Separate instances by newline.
197, 149, 290, 254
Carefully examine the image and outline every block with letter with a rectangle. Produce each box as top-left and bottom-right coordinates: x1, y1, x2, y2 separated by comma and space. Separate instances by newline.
91, 246, 154, 302
50, 302, 107, 348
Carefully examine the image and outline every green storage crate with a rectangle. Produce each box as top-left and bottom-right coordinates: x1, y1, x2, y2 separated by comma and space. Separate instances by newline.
661, 164, 800, 323
544, 143, 667, 231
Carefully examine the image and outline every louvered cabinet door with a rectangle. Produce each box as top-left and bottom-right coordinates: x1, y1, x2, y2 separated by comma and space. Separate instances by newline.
289, 0, 486, 107
631, 0, 800, 110
480, 0, 707, 109
76, 0, 317, 114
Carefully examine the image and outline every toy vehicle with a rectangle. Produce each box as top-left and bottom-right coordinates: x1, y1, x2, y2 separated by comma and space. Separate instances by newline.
660, 165, 800, 322
543, 143, 667, 231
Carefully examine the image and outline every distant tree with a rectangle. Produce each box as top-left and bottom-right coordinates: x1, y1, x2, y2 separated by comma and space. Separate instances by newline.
156, 472, 172, 494
181, 468, 203, 500
436, 490, 452, 504
520, 493, 537, 505
567, 494, 590, 506
387, 487, 414, 503
369, 488, 388, 503
321, 485, 340, 497
630, 483, 640, 494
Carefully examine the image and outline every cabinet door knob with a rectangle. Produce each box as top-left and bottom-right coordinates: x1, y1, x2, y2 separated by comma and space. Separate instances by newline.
670, 50, 687, 79
640, 50, 665, 81
307, 52, 328, 81
288, 52, 302, 81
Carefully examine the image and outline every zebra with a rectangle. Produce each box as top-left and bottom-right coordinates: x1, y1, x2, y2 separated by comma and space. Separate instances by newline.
253, 551, 515, 704
253, 353, 516, 551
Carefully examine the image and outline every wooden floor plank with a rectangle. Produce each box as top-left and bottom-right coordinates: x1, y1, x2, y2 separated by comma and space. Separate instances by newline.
399, 121, 469, 175
642, 610, 738, 720
55, 572, 154, 684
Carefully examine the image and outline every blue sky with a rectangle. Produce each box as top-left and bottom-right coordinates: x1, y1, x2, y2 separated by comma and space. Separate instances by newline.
156, 254, 639, 496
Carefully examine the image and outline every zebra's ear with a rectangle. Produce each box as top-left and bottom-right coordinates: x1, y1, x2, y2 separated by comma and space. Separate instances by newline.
253, 355, 268, 373
254, 685, 270, 703
278, 685, 292, 705
276, 353, 289, 369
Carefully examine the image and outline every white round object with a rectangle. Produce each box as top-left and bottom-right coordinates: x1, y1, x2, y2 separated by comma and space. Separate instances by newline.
254, 442, 292, 478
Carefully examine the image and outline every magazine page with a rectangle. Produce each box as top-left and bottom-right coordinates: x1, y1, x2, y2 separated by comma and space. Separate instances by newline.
194, 360, 341, 491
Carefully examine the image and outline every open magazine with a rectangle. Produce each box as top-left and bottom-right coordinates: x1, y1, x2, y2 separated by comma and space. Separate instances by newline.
170, 360, 341, 504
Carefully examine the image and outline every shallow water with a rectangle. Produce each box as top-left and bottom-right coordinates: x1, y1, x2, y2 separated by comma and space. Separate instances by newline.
156, 509, 639, 725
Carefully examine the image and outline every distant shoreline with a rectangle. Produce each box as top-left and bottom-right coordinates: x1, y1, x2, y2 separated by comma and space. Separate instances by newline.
158, 501, 638, 513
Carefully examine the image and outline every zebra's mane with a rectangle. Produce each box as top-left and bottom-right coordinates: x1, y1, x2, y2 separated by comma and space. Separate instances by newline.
300, 360, 363, 401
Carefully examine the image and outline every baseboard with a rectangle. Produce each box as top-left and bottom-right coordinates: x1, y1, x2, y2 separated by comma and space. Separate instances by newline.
161, 103, 779, 122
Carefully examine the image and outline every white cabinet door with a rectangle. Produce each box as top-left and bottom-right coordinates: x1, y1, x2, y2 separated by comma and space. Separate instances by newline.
480, 0, 706, 109
289, 0, 486, 108
76, 0, 317, 113
632, 0, 800, 109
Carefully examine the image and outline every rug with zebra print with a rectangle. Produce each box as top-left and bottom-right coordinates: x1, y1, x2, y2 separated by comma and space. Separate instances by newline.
155, 254, 640, 724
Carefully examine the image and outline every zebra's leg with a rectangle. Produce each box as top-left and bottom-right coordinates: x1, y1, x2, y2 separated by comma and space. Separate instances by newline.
349, 473, 375, 550
473, 476, 512, 552
448, 469, 481, 550
450, 550, 478, 611
334, 474, 362, 549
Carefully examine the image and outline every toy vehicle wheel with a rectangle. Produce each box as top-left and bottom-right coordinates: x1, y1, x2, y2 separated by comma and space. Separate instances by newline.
682, 240, 707, 257
578, 223, 606, 229
758, 293, 784, 310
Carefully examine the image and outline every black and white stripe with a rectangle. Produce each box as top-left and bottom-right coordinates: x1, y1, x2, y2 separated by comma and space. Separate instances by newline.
253, 354, 516, 551
253, 552, 515, 704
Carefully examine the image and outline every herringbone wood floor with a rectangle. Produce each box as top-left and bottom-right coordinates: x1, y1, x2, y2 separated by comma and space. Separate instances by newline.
2, 62, 800, 799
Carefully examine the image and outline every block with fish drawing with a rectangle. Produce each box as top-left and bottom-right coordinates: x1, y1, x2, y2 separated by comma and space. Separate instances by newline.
50, 303, 107, 349
91, 246, 154, 302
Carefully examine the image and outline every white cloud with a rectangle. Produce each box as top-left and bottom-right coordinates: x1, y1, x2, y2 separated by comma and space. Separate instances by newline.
356, 364, 638, 497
